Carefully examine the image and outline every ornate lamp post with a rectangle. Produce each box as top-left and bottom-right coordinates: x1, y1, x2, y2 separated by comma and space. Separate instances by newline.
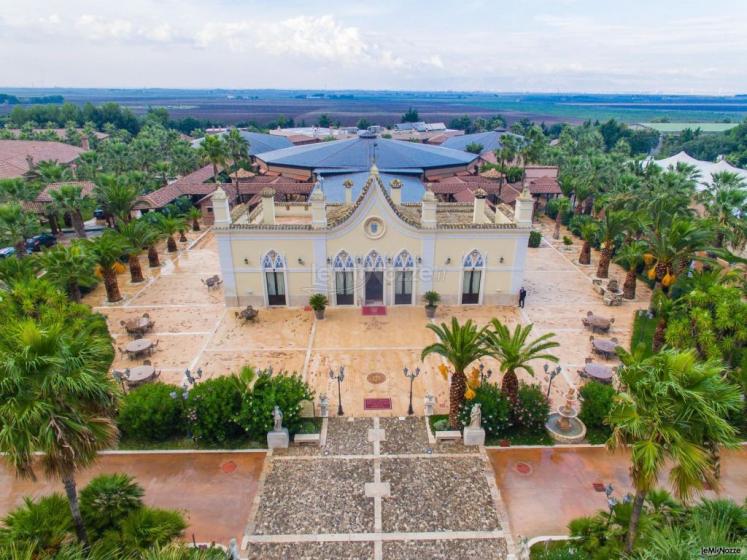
544, 363, 562, 399
403, 366, 421, 415
182, 367, 203, 391
478, 363, 493, 384
330, 366, 345, 416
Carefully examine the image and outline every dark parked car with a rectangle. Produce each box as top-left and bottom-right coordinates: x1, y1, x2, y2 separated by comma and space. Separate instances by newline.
94, 208, 105, 219
26, 233, 57, 252
0, 247, 15, 259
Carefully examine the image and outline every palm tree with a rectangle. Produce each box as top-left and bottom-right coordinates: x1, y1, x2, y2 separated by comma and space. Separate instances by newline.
0, 316, 119, 547
224, 129, 250, 191
145, 225, 166, 268
552, 197, 570, 239
95, 174, 139, 226
34, 160, 71, 184
199, 135, 227, 184
40, 243, 96, 303
0, 203, 40, 258
578, 222, 598, 265
49, 184, 88, 239
698, 172, 747, 250
0, 256, 40, 288
421, 318, 490, 429
156, 216, 183, 253
614, 240, 646, 300
483, 320, 559, 406
608, 348, 742, 553
186, 207, 202, 232
595, 211, 628, 278
75, 151, 100, 181
117, 220, 153, 284
152, 161, 171, 187
85, 232, 126, 303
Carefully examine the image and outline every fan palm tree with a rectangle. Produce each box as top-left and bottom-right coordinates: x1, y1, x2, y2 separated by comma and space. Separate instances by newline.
186, 207, 202, 232
698, 171, 747, 250
199, 135, 227, 184
224, 129, 250, 191
595, 211, 628, 278
0, 256, 40, 288
578, 221, 598, 265
614, 240, 646, 300
40, 243, 96, 303
85, 232, 126, 303
75, 151, 100, 181
49, 184, 88, 239
0, 203, 40, 258
0, 316, 119, 547
156, 216, 184, 253
117, 220, 154, 284
152, 161, 170, 187
421, 318, 490, 429
34, 160, 71, 184
608, 348, 742, 553
552, 197, 570, 239
483, 320, 559, 406
95, 174, 139, 226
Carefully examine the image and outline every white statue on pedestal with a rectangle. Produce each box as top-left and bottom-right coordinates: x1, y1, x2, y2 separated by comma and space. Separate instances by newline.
272, 406, 283, 432
469, 403, 482, 428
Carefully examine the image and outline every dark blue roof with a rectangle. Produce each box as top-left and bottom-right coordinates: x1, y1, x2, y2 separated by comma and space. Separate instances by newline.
255, 136, 477, 172
318, 172, 424, 203
192, 132, 292, 156
441, 130, 524, 154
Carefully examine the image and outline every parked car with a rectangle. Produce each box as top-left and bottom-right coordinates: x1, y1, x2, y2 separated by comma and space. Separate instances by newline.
94, 208, 105, 219
26, 233, 57, 252
0, 247, 16, 259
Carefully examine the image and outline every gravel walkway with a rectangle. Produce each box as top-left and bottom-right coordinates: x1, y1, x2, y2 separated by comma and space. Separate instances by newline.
323, 417, 373, 455
380, 457, 501, 533
383, 538, 507, 559
253, 458, 374, 535
247, 542, 374, 559
380, 417, 430, 454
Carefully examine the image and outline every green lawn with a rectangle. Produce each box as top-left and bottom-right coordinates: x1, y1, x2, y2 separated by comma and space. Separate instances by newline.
630, 311, 658, 358
640, 122, 739, 133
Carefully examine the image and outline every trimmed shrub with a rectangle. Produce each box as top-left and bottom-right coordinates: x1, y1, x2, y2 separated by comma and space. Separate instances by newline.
119, 507, 187, 551
568, 214, 594, 237
186, 375, 246, 444
458, 382, 511, 437
80, 474, 144, 538
241, 369, 314, 438
578, 382, 616, 441
118, 383, 185, 442
512, 383, 550, 434
528, 230, 542, 248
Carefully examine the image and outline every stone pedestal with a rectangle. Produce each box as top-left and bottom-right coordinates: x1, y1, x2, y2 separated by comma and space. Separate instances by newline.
463, 426, 485, 446
267, 428, 289, 449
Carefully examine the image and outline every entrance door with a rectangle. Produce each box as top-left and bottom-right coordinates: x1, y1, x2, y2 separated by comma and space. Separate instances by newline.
461, 269, 481, 304
365, 271, 384, 304
394, 270, 413, 305
336, 270, 354, 305
265, 271, 286, 306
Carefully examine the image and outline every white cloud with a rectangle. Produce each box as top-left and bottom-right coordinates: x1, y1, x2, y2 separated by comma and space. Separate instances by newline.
76, 14, 133, 41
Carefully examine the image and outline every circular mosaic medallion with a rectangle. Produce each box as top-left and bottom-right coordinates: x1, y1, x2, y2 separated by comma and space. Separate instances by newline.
367, 372, 387, 384
363, 216, 386, 239
221, 460, 237, 474
514, 462, 533, 475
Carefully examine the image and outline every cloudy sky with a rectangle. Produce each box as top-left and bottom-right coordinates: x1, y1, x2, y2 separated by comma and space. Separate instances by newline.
2, 0, 746, 93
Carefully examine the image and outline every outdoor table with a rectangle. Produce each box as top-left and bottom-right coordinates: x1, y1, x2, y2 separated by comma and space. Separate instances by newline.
126, 365, 156, 385
124, 338, 153, 358
587, 316, 611, 333
591, 338, 618, 359
583, 363, 613, 383
204, 275, 221, 288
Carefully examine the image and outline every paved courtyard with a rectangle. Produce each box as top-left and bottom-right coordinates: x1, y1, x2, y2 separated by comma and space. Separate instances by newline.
86, 218, 649, 416
0, 451, 266, 546
245, 417, 511, 559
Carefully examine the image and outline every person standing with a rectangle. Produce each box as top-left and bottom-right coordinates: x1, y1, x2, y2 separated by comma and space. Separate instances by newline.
518, 287, 527, 308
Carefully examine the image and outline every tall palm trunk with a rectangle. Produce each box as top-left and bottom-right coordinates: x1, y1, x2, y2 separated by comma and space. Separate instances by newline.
553, 211, 562, 239
623, 269, 637, 300
128, 254, 144, 283
579, 241, 591, 265
103, 268, 122, 302
68, 281, 82, 303
625, 489, 646, 554
148, 245, 160, 267
167, 236, 177, 253
63, 474, 89, 547
72, 211, 87, 238
449, 370, 467, 429
652, 316, 667, 353
596, 245, 611, 278
501, 369, 519, 407
192, 218, 200, 232
14, 240, 26, 259
212, 163, 219, 183
179, 230, 187, 243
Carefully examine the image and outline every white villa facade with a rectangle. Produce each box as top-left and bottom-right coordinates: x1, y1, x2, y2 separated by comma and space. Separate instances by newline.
212, 165, 534, 309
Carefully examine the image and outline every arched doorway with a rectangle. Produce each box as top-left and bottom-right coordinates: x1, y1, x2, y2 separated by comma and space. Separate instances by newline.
393, 250, 415, 305
333, 251, 355, 306
262, 250, 287, 306
461, 249, 484, 304
363, 250, 385, 305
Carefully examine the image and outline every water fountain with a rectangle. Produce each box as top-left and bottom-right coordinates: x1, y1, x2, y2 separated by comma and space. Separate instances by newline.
545, 387, 587, 444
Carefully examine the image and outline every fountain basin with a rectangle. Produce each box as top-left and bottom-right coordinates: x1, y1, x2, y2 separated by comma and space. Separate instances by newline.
545, 413, 587, 444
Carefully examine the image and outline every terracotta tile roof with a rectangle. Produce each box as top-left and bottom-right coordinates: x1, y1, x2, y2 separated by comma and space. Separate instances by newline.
136, 165, 220, 209
453, 189, 476, 202
499, 185, 522, 204
287, 134, 320, 145
0, 140, 85, 179
524, 165, 559, 179
526, 177, 562, 195
36, 181, 96, 203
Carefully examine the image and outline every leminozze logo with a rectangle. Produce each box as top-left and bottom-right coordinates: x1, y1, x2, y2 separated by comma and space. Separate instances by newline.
701, 546, 744, 556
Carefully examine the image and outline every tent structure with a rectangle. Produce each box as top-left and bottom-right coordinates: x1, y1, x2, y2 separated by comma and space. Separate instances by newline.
650, 151, 747, 191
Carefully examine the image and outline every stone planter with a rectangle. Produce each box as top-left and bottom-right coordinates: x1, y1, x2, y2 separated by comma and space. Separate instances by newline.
314, 308, 325, 320
425, 305, 437, 319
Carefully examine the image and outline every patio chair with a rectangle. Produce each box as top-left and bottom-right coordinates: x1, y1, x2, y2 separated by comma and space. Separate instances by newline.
143, 359, 151, 366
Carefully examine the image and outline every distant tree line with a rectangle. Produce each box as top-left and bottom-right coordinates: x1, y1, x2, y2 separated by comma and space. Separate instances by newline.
0, 93, 64, 105
661, 120, 747, 166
